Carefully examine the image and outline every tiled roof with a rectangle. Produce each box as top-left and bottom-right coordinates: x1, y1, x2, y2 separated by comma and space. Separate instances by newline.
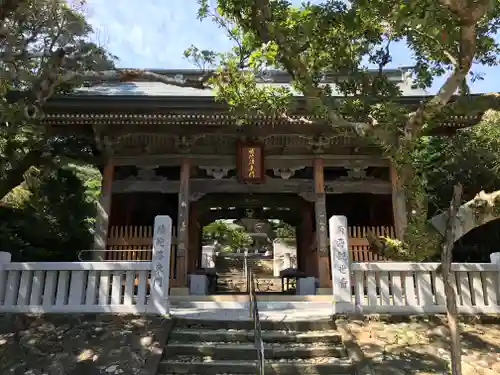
71, 68, 428, 97
74, 81, 428, 97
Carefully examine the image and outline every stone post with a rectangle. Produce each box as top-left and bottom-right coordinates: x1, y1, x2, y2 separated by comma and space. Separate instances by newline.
0, 251, 12, 304
329, 215, 353, 314
149, 215, 172, 315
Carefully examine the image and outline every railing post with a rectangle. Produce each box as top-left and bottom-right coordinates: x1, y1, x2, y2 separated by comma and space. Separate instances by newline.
149, 216, 172, 315
0, 252, 12, 304
490, 252, 500, 299
329, 216, 353, 314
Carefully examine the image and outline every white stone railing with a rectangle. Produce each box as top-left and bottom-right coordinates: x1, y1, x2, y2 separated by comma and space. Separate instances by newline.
0, 215, 173, 315
346, 261, 500, 314
330, 215, 500, 315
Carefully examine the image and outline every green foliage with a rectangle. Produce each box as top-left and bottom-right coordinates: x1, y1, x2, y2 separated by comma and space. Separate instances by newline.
188, 0, 500, 260
0, 0, 116, 200
270, 220, 295, 240
203, 220, 252, 251
0, 164, 100, 261
414, 114, 500, 212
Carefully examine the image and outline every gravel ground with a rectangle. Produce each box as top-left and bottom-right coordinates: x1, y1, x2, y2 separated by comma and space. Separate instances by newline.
0, 314, 165, 375
346, 316, 500, 375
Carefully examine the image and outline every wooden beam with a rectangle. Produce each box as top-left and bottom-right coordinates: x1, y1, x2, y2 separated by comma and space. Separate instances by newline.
113, 154, 389, 168
112, 178, 392, 195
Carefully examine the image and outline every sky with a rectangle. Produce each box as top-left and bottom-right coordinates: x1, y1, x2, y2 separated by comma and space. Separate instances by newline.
85, 0, 500, 94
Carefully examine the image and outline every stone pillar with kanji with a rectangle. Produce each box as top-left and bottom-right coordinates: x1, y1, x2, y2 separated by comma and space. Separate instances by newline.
329, 215, 353, 314
149, 215, 172, 315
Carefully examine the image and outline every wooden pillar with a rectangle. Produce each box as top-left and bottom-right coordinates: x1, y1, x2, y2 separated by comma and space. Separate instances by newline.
390, 164, 407, 239
297, 202, 315, 276
313, 158, 330, 289
93, 157, 114, 260
187, 204, 200, 273
175, 159, 191, 287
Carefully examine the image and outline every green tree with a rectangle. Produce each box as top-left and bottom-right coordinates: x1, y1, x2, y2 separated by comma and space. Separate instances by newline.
0, 0, 115, 200
203, 220, 252, 252
0, 163, 99, 261
183, 0, 500, 261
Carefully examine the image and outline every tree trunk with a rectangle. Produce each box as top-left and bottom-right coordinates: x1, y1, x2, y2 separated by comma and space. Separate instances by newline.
441, 184, 464, 375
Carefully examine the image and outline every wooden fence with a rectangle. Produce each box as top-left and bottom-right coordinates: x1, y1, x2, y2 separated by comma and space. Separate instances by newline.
106, 225, 178, 285
347, 226, 395, 262
106, 225, 395, 264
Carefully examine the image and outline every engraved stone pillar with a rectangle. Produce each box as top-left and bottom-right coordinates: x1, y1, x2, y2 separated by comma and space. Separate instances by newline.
92, 157, 114, 260
149, 215, 173, 315
313, 158, 329, 290
329, 215, 353, 314
176, 159, 190, 287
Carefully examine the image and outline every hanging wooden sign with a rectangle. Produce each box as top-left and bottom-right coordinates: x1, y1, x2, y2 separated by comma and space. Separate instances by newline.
236, 141, 265, 183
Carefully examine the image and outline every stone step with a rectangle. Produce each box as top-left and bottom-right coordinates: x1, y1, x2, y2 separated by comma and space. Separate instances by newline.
159, 358, 355, 375
174, 318, 337, 331
169, 328, 343, 345
165, 342, 347, 360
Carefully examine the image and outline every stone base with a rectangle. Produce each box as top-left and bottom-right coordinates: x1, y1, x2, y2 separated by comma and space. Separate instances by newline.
170, 287, 189, 296
316, 287, 333, 295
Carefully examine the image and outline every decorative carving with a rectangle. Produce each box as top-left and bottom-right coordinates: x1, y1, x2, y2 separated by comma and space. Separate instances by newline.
190, 192, 206, 202
340, 167, 370, 180
124, 166, 167, 181
306, 136, 332, 154
200, 166, 232, 180
174, 135, 198, 153
272, 166, 305, 180
298, 192, 316, 202
137, 166, 158, 180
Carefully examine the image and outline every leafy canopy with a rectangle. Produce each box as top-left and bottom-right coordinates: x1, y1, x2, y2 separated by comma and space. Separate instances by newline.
187, 0, 500, 140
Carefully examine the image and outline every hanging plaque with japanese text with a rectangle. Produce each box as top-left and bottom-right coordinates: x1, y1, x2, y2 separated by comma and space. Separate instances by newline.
150, 215, 172, 315
236, 141, 265, 183
329, 215, 352, 313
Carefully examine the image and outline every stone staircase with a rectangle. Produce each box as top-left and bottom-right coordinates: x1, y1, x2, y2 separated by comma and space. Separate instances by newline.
217, 275, 285, 293
158, 318, 356, 375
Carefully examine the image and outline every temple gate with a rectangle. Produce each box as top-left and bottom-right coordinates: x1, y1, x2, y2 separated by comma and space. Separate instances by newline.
39, 69, 477, 295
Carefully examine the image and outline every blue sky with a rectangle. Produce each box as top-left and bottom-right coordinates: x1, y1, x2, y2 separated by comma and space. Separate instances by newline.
85, 0, 500, 94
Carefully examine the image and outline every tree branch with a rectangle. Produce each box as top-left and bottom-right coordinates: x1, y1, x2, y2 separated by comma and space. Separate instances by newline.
405, 0, 492, 136
242, 0, 377, 136
59, 69, 212, 90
